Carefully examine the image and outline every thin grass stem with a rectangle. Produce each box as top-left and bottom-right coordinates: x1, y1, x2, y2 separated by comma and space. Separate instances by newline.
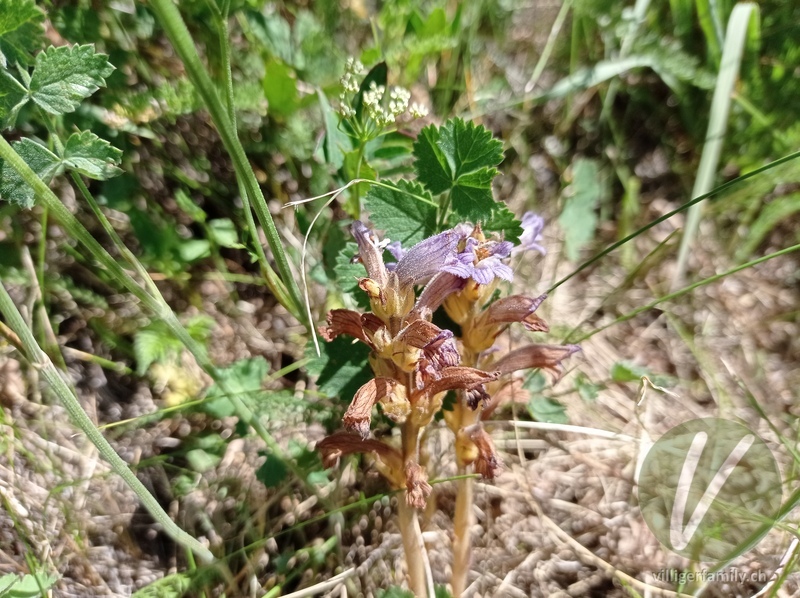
148, 0, 305, 324
545, 149, 800, 295
673, 3, 760, 288
0, 281, 215, 563
567, 241, 800, 343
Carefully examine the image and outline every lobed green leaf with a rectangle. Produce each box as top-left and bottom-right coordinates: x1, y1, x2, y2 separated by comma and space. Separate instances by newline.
438, 117, 504, 179
63, 130, 123, 180
203, 357, 271, 418
449, 167, 498, 220
479, 203, 523, 244
413, 118, 512, 226
0, 0, 45, 68
528, 396, 568, 424
364, 180, 436, 246
29, 44, 114, 115
0, 70, 28, 129
413, 124, 452, 194
0, 138, 62, 208
558, 158, 608, 261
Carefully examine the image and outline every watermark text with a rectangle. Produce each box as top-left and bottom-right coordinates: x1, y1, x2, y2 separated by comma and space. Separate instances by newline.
654, 568, 769, 585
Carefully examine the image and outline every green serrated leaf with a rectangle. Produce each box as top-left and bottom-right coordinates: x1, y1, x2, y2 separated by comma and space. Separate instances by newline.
4, 572, 58, 597
185, 314, 215, 343
414, 118, 506, 221
133, 326, 182, 376
0, 138, 62, 208
263, 57, 298, 118
574, 373, 600, 401
0, 0, 45, 69
450, 167, 498, 220
413, 124, 452, 194
0, 70, 28, 129
558, 158, 608, 261
364, 180, 436, 246
438, 118, 504, 179
185, 448, 221, 473
481, 204, 524, 244
608, 361, 674, 387
203, 357, 270, 418
528, 396, 568, 424
522, 370, 547, 393
610, 360, 649, 382
62, 130, 123, 179
29, 44, 114, 115
178, 239, 210, 263
306, 335, 372, 400
0, 574, 18, 594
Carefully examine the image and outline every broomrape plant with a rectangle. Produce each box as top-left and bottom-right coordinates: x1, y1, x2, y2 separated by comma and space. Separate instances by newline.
317, 219, 579, 595
309, 61, 582, 596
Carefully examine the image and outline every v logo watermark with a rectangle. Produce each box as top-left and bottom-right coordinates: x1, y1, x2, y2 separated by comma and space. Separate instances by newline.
669, 431, 755, 550
639, 418, 781, 562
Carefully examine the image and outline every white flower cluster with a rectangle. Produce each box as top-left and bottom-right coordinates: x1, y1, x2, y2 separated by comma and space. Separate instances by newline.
336, 57, 429, 127
409, 102, 429, 119
388, 87, 411, 117
338, 57, 365, 118
363, 83, 415, 126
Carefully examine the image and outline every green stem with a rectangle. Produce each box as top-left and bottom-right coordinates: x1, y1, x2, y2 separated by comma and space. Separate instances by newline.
148, 0, 306, 325
205, 1, 287, 304
70, 172, 158, 295
0, 281, 215, 564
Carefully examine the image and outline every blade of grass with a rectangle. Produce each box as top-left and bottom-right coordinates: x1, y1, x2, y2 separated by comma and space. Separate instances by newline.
566, 240, 800, 343
148, 0, 305, 325
672, 2, 761, 289
0, 280, 215, 564
523, 0, 572, 94
0, 132, 324, 510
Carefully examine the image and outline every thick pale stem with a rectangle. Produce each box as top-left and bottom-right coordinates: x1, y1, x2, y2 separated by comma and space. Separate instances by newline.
397, 498, 429, 596
452, 469, 473, 597
452, 404, 480, 597
452, 344, 482, 597
397, 380, 433, 596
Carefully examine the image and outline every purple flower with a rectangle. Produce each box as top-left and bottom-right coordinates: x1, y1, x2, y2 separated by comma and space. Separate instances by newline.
353, 215, 546, 302
442, 236, 515, 285
513, 212, 546, 256
395, 230, 461, 285
385, 240, 406, 263
352, 221, 462, 288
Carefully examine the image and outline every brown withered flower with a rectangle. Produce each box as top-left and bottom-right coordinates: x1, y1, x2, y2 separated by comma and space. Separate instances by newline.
316, 217, 579, 510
